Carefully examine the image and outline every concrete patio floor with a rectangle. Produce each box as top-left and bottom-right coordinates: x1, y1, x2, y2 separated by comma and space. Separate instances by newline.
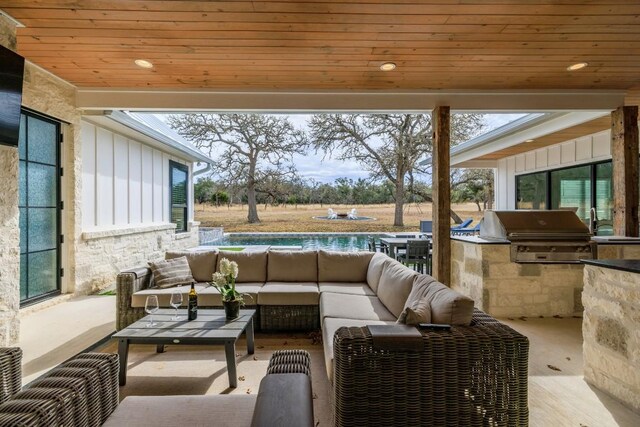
17, 297, 640, 426
18, 294, 116, 384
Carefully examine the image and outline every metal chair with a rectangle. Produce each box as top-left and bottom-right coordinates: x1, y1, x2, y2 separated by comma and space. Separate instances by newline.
419, 220, 433, 234
396, 239, 431, 274
367, 236, 387, 253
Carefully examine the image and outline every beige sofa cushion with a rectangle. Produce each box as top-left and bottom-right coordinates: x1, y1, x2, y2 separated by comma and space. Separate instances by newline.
166, 250, 217, 283
148, 257, 194, 288
217, 250, 267, 283
408, 274, 475, 325
258, 282, 319, 305
103, 395, 256, 427
318, 250, 374, 282
132, 283, 214, 308
320, 292, 396, 321
267, 251, 318, 282
322, 317, 395, 383
366, 252, 393, 293
375, 260, 418, 318
318, 282, 375, 296
133, 282, 263, 308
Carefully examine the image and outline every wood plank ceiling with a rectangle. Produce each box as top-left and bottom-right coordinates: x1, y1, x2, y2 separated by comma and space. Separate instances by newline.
3, 0, 640, 91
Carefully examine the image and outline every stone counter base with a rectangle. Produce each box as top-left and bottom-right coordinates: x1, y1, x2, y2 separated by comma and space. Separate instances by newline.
583, 265, 640, 412
450, 240, 583, 317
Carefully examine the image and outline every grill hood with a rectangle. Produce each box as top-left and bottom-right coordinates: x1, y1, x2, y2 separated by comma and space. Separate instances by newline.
480, 210, 592, 242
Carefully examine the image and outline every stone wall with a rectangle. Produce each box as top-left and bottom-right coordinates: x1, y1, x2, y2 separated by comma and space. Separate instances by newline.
0, 146, 20, 345
0, 15, 81, 344
583, 265, 640, 412
450, 240, 584, 317
595, 244, 640, 259
74, 224, 199, 294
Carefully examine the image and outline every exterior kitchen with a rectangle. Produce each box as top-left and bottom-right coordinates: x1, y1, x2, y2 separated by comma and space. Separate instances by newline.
445, 111, 640, 317
450, 210, 594, 318
444, 108, 640, 411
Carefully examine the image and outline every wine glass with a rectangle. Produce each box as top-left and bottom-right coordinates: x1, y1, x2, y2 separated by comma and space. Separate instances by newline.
170, 289, 183, 321
145, 295, 159, 327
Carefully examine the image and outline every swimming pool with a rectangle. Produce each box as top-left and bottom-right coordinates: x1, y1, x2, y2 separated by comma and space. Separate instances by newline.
206, 233, 387, 251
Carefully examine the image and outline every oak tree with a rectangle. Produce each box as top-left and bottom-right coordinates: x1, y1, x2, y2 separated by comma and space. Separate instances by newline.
169, 114, 306, 223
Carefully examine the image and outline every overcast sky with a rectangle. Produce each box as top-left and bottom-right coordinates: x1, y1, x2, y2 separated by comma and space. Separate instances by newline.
159, 113, 525, 183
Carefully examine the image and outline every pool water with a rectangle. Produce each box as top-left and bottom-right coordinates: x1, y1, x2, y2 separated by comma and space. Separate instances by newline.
208, 233, 385, 251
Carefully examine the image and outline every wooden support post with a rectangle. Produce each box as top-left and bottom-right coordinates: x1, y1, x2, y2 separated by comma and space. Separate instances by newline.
611, 106, 639, 237
431, 106, 451, 285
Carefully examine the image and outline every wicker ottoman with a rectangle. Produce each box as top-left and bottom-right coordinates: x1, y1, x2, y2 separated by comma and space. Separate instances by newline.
267, 349, 311, 377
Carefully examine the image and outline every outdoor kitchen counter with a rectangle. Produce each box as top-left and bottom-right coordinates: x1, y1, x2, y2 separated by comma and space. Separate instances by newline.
581, 259, 640, 413
450, 238, 584, 318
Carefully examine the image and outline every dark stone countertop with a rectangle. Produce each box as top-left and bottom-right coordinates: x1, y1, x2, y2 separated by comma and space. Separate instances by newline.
450, 235, 509, 245
592, 236, 640, 245
581, 259, 640, 274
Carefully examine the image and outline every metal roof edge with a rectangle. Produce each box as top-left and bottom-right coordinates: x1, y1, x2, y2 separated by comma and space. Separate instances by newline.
106, 110, 212, 164
421, 111, 609, 167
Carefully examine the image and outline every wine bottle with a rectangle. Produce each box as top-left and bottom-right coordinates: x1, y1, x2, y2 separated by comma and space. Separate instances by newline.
188, 283, 198, 321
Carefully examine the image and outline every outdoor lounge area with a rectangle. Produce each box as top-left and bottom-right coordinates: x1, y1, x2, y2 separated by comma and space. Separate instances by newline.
1, 1, 640, 426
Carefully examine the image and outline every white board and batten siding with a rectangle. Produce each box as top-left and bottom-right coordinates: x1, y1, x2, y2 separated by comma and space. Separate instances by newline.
495, 129, 611, 210
81, 121, 192, 230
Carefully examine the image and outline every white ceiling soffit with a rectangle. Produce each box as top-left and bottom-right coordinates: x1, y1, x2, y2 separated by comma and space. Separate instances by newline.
450, 111, 610, 167
76, 89, 626, 113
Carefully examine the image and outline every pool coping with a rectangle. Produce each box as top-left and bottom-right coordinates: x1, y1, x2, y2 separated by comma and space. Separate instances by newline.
222, 232, 397, 237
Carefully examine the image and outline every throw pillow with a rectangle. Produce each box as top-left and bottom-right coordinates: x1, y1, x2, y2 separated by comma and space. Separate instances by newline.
149, 256, 194, 289
166, 250, 217, 282
408, 274, 475, 326
397, 299, 431, 325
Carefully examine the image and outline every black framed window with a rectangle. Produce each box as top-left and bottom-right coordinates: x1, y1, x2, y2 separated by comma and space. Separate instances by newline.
19, 110, 62, 305
516, 172, 547, 209
169, 161, 188, 233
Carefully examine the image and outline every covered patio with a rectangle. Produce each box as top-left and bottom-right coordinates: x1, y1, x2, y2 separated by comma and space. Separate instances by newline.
0, 1, 639, 426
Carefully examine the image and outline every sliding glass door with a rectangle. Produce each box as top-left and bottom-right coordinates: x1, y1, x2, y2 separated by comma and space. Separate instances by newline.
19, 111, 61, 305
594, 162, 613, 235
550, 165, 592, 224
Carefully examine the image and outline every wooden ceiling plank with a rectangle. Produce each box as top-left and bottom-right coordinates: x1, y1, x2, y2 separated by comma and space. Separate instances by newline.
4, 1, 640, 91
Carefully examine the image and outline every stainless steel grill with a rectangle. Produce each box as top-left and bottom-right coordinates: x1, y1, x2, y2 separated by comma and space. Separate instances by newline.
479, 210, 597, 263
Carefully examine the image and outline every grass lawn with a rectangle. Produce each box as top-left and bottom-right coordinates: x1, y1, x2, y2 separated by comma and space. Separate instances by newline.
195, 202, 484, 232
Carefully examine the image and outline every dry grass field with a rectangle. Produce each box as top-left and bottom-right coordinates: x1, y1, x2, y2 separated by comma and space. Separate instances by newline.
195, 202, 484, 232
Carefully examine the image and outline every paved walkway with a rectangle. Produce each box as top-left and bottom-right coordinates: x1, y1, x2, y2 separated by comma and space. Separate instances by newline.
18, 294, 116, 384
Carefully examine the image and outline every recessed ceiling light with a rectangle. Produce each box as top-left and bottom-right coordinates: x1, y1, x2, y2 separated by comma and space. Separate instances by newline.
380, 62, 396, 71
134, 59, 154, 69
525, 139, 535, 143
566, 62, 588, 71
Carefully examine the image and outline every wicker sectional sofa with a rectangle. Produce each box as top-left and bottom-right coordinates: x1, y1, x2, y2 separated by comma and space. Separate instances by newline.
116, 249, 529, 426
0, 348, 313, 427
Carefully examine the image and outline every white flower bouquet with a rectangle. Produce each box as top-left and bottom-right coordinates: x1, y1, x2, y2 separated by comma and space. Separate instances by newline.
212, 258, 246, 303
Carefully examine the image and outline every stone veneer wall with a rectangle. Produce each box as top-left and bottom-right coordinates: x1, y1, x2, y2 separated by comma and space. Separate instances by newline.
0, 15, 80, 345
74, 224, 200, 294
583, 265, 640, 412
450, 240, 584, 317
595, 244, 640, 259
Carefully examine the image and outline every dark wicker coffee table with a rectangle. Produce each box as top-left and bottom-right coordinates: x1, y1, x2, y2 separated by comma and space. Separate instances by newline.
113, 309, 255, 388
